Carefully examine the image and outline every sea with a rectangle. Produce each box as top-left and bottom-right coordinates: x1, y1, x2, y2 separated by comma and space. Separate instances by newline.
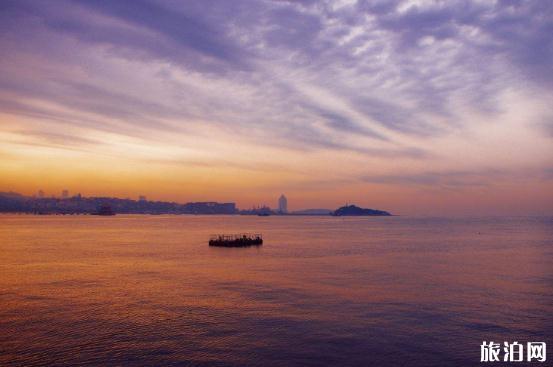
1, 215, 552, 366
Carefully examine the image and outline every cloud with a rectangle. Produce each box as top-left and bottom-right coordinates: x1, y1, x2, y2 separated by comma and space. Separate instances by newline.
143, 157, 291, 173
361, 170, 492, 187
537, 119, 553, 138
15, 130, 101, 147
1, 2, 548, 122
40, 0, 251, 74
359, 0, 553, 89
0, 127, 104, 153
0, 0, 552, 184
361, 167, 553, 188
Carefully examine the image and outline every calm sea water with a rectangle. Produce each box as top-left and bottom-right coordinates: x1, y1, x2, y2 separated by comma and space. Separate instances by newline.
1, 215, 552, 366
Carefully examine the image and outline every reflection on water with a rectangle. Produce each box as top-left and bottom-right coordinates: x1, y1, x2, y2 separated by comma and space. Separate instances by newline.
1, 215, 552, 366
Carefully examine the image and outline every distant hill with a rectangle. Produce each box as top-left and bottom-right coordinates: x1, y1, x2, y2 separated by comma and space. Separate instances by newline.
332, 204, 391, 216
0, 192, 237, 215
290, 209, 332, 215
0, 192, 28, 212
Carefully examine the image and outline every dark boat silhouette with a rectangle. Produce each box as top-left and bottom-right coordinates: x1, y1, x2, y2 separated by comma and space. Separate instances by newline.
209, 233, 262, 247
93, 204, 115, 216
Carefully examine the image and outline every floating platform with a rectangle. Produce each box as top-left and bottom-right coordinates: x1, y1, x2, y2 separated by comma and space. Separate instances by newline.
209, 233, 263, 247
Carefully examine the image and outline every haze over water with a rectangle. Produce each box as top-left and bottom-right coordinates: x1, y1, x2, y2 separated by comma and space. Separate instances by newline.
1, 215, 551, 366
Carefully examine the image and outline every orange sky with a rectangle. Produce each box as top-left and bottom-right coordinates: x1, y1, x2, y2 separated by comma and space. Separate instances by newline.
1, 106, 552, 215
1, 0, 553, 215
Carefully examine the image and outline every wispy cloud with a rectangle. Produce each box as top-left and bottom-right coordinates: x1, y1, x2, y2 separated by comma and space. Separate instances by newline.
2, 0, 549, 142
361, 167, 553, 189
0, 0, 552, 211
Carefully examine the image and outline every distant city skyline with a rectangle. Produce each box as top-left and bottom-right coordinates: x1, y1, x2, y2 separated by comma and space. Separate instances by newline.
1, 1, 552, 215
4, 183, 551, 216
10, 189, 323, 213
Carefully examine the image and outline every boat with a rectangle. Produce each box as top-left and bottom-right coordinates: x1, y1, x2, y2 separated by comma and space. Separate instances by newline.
209, 233, 263, 247
93, 204, 115, 216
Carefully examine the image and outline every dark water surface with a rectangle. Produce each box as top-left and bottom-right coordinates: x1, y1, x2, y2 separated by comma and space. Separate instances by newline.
1, 215, 552, 366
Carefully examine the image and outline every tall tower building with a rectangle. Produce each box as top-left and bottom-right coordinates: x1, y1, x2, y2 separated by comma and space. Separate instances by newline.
278, 194, 288, 214
62, 189, 69, 199
38, 190, 44, 198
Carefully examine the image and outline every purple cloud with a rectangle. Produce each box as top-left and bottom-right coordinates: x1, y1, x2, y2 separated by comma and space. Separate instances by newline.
0, 0, 552, 157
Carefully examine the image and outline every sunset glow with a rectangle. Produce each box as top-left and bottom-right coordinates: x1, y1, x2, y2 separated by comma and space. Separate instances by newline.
1, 0, 552, 214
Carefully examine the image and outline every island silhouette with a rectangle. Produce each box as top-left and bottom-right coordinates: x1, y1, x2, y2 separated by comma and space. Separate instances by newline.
332, 205, 391, 216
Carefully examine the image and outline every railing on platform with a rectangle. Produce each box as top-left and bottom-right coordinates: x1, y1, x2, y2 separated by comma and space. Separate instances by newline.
209, 233, 263, 241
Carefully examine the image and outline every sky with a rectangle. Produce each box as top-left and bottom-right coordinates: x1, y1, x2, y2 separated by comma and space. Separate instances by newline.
0, 0, 552, 215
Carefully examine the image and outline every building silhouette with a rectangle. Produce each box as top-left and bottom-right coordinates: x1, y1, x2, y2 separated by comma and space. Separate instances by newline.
278, 194, 288, 214
62, 189, 69, 199
38, 190, 44, 198
0, 192, 239, 215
